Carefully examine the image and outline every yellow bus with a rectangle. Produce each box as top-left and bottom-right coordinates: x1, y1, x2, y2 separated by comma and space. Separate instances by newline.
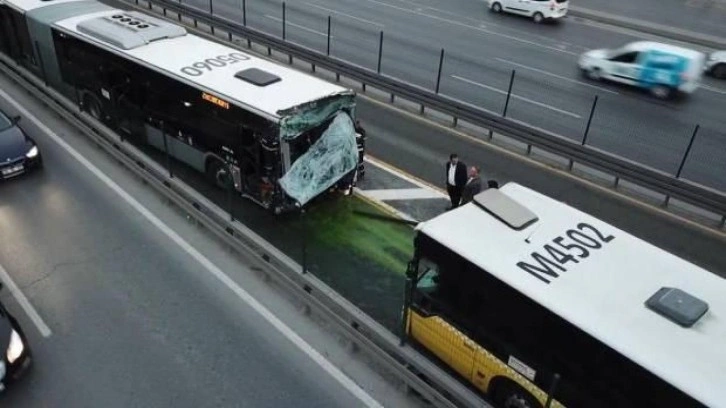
402, 182, 723, 408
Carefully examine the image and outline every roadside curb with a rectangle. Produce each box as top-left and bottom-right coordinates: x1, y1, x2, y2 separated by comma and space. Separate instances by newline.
569, 6, 726, 49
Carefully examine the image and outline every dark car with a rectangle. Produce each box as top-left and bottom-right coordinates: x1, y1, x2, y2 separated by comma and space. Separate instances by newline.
0, 283, 32, 391
0, 110, 42, 180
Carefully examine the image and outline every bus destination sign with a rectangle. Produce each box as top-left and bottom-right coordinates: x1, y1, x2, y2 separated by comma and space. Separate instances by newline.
202, 92, 230, 109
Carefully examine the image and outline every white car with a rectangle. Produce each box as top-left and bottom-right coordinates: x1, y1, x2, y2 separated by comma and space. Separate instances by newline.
487, 0, 568, 23
705, 51, 726, 79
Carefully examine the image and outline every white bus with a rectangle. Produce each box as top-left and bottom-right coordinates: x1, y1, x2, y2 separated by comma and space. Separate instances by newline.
0, 0, 364, 213
403, 182, 724, 407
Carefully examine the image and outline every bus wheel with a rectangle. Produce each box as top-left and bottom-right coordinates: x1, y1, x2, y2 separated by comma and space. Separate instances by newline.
492, 381, 541, 408
83, 92, 104, 121
206, 158, 229, 189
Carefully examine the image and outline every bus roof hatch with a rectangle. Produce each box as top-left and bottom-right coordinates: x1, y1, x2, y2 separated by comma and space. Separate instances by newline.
645, 287, 709, 328
473, 188, 538, 230
77, 11, 187, 50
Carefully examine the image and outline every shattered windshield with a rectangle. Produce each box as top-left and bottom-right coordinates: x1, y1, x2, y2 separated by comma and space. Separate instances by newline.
278, 93, 355, 141
278, 111, 358, 206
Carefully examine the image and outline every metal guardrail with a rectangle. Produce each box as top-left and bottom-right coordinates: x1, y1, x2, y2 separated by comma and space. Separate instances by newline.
0, 53, 490, 408
132, 0, 726, 226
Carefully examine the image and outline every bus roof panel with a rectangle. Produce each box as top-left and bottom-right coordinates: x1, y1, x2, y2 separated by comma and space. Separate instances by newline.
54, 10, 351, 120
416, 182, 726, 406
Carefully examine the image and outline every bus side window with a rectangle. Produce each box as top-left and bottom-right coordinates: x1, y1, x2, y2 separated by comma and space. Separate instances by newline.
416, 258, 440, 292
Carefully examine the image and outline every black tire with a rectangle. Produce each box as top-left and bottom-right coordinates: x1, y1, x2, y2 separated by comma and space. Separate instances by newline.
492, 381, 542, 408
532, 12, 544, 23
650, 84, 673, 99
491, 2, 502, 12
206, 157, 230, 189
585, 67, 602, 81
712, 63, 726, 79
83, 92, 104, 121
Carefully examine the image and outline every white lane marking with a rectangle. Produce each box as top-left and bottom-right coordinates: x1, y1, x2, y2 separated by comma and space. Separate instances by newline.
451, 74, 582, 118
305, 2, 384, 27
364, 156, 447, 195
362, 0, 579, 56
701, 84, 726, 95
353, 189, 420, 223
264, 15, 328, 37
361, 188, 447, 200
0, 261, 52, 338
0, 89, 382, 408
495, 57, 620, 95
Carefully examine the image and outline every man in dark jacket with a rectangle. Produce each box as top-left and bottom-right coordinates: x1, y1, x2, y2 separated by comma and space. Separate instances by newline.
445, 153, 467, 209
461, 166, 482, 205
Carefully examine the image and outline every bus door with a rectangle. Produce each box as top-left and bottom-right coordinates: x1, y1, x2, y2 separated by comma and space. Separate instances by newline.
409, 258, 476, 382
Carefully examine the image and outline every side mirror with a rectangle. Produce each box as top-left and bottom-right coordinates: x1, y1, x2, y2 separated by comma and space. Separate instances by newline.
11, 116, 21, 124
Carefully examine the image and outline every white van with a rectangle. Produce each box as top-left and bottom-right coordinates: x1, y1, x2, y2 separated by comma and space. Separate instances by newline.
578, 41, 706, 99
487, 0, 568, 23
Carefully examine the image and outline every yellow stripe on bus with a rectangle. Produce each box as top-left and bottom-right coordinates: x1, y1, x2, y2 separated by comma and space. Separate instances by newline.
408, 310, 565, 408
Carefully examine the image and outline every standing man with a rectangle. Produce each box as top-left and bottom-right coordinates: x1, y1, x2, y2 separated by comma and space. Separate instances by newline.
461, 166, 482, 205
445, 153, 467, 209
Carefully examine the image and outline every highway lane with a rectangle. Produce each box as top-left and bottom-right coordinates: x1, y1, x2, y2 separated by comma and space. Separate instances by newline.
374, 0, 726, 44
172, 0, 726, 191
0, 77, 405, 407
574, 0, 726, 41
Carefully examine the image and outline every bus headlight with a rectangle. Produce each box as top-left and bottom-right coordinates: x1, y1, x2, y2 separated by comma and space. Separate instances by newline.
25, 146, 39, 159
6, 330, 24, 364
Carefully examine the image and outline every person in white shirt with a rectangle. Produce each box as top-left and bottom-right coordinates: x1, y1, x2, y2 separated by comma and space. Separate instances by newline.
445, 153, 467, 209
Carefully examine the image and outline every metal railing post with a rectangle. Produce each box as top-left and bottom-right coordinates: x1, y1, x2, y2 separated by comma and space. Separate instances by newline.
666, 124, 700, 207
282, 2, 286, 40
544, 373, 560, 408
242, 0, 246, 26
676, 124, 699, 179
227, 166, 234, 222
209, 0, 215, 35
435, 48, 445, 94
570, 95, 599, 170
34, 41, 47, 85
326, 16, 331, 56
399, 277, 413, 346
377, 31, 383, 74
161, 121, 173, 178
301, 209, 308, 274
582, 95, 599, 146
502, 69, 515, 117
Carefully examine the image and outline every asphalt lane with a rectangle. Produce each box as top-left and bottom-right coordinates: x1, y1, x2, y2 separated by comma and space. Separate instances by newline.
573, 0, 726, 41
0, 80, 386, 407
172, 0, 726, 191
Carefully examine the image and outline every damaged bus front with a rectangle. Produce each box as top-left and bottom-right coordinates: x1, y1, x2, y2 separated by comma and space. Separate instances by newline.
244, 92, 364, 214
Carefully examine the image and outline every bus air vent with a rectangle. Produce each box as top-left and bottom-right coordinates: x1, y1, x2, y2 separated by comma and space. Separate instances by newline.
473, 188, 538, 230
77, 11, 187, 50
235, 68, 281, 86
645, 287, 708, 328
